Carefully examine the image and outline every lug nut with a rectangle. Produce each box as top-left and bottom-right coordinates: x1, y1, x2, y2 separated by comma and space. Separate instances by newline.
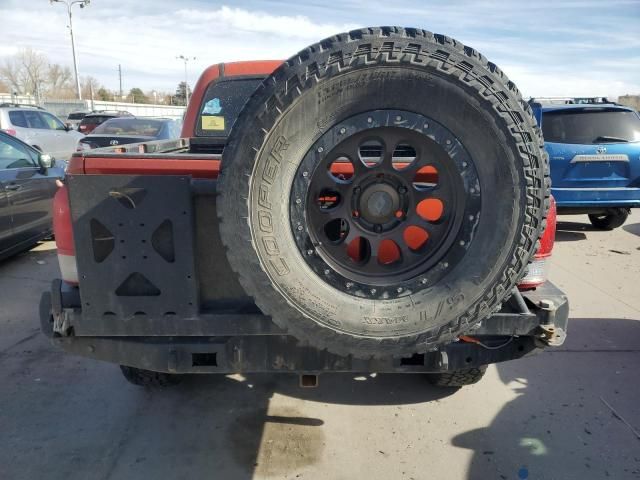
374, 224, 382, 233
353, 186, 361, 194
398, 186, 407, 194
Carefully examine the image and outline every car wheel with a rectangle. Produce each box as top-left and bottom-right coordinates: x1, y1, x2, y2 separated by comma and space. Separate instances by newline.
120, 365, 182, 387
218, 27, 549, 358
426, 366, 487, 388
588, 208, 629, 230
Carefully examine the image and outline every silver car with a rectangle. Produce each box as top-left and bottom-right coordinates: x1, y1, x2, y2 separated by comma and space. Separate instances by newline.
0, 103, 84, 160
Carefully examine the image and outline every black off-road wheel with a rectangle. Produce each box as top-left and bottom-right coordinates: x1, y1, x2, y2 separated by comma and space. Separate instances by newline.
588, 208, 629, 230
427, 366, 487, 388
218, 27, 549, 358
120, 366, 181, 387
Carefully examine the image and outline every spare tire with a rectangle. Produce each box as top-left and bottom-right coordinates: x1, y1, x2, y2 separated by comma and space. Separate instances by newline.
218, 27, 549, 358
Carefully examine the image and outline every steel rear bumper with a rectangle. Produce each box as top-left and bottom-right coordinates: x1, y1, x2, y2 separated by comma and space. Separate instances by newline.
40, 280, 569, 374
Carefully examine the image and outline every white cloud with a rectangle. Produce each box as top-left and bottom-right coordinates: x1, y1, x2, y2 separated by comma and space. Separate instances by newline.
0, 0, 637, 98
0, 3, 356, 92
501, 64, 638, 99
174, 6, 356, 40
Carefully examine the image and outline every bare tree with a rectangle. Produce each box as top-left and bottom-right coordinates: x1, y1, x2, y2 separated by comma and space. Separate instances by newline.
19, 48, 48, 102
47, 64, 73, 96
81, 76, 102, 100
0, 55, 25, 94
0, 48, 48, 101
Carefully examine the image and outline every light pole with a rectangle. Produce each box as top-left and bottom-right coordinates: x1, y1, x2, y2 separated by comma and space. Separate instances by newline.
50, 0, 90, 100
176, 55, 195, 106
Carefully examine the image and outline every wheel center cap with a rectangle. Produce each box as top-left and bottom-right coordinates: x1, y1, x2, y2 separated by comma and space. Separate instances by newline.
359, 183, 401, 224
368, 191, 393, 217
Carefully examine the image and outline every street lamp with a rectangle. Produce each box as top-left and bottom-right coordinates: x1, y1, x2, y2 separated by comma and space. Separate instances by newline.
176, 55, 195, 106
50, 0, 90, 100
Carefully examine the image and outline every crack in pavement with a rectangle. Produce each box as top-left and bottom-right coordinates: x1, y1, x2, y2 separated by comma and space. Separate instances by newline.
0, 329, 41, 357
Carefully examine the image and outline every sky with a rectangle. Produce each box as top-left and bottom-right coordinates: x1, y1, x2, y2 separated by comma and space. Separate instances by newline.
0, 0, 638, 98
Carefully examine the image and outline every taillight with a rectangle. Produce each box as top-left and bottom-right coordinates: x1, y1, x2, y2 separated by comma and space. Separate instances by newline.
79, 125, 87, 132
53, 184, 78, 284
518, 196, 556, 290
2, 128, 17, 136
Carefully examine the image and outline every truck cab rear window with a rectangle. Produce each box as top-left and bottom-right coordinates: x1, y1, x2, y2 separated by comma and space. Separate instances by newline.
196, 77, 264, 137
542, 109, 640, 144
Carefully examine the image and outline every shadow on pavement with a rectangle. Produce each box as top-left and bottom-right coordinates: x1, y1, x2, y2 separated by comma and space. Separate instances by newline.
554, 230, 587, 242
452, 318, 640, 480
554, 220, 600, 242
622, 222, 640, 238
0, 334, 456, 480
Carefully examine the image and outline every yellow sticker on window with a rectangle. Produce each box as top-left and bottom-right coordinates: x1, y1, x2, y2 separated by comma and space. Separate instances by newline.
201, 115, 225, 130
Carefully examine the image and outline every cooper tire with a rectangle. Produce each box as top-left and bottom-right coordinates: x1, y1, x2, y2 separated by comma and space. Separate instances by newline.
218, 27, 549, 358
588, 208, 629, 230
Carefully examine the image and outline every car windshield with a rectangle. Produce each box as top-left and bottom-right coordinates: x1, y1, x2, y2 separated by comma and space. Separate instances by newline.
93, 118, 163, 136
542, 108, 640, 144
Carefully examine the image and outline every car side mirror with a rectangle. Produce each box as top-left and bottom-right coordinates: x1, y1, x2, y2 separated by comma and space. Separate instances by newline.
64, 123, 72, 131
38, 153, 54, 169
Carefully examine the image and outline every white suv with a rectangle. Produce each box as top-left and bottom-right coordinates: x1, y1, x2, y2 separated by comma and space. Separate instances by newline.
0, 104, 84, 160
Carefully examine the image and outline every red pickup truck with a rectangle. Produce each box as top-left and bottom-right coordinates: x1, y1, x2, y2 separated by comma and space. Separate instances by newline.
42, 27, 568, 389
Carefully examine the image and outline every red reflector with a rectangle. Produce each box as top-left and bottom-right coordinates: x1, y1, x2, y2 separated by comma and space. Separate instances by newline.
2, 128, 17, 136
53, 185, 74, 256
518, 196, 556, 290
537, 196, 556, 258
53, 184, 77, 283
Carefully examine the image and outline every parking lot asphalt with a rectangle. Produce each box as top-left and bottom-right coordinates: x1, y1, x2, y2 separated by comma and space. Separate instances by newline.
1, 212, 639, 480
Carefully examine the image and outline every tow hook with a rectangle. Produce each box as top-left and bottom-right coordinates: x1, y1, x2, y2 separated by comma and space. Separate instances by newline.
536, 299, 566, 346
537, 324, 566, 346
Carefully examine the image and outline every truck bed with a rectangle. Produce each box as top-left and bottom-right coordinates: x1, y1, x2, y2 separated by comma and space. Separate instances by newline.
68, 138, 223, 178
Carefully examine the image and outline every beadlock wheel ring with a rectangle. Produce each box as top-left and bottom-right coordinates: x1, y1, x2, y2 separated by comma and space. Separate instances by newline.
290, 109, 482, 299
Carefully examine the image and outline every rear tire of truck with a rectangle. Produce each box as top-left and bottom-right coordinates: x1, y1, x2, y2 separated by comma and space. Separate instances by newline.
588, 209, 629, 230
119, 366, 182, 387
218, 27, 549, 358
426, 366, 487, 388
